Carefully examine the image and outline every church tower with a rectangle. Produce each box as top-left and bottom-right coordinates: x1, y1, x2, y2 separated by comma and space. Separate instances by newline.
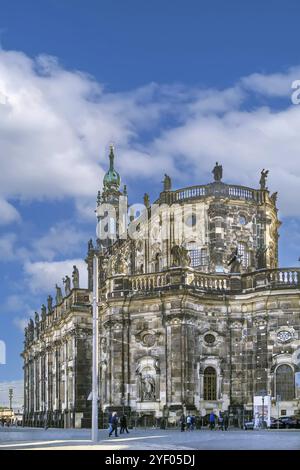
96, 145, 128, 250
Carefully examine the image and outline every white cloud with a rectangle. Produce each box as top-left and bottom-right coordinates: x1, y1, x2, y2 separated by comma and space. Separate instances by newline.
0, 233, 17, 260
241, 66, 300, 97
1, 48, 300, 220
0, 198, 20, 225
33, 222, 88, 261
24, 258, 88, 293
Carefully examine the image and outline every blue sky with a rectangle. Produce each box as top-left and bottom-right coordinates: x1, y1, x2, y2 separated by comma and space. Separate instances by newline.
1, 0, 300, 382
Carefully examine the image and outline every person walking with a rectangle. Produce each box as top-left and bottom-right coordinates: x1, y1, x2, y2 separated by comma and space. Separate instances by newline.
44, 412, 48, 430
223, 413, 229, 431
120, 414, 129, 434
218, 412, 224, 431
108, 412, 113, 435
186, 414, 192, 431
180, 414, 185, 432
209, 411, 215, 430
109, 412, 119, 437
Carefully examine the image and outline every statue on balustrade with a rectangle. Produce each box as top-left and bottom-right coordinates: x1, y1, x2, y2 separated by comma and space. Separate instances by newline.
256, 245, 268, 270
113, 253, 127, 274
212, 162, 223, 182
227, 247, 242, 273
47, 295, 53, 314
163, 174, 172, 191
141, 374, 156, 401
171, 245, 191, 268
72, 265, 80, 289
34, 312, 40, 337
143, 193, 150, 209
88, 239, 94, 252
270, 192, 278, 205
41, 304, 47, 321
55, 284, 63, 304
259, 169, 269, 190
63, 275, 71, 296
28, 318, 34, 341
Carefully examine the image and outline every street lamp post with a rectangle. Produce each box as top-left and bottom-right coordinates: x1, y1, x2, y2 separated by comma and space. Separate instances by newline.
91, 254, 99, 443
260, 390, 266, 429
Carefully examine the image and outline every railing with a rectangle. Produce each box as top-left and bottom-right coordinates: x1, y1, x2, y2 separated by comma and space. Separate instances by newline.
173, 183, 265, 204
242, 268, 300, 291
107, 267, 300, 297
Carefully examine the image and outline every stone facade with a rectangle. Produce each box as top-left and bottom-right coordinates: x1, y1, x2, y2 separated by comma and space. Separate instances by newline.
23, 150, 300, 427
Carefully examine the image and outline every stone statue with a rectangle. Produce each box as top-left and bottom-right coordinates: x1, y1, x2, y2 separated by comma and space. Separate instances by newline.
34, 312, 39, 324
163, 174, 172, 191
41, 304, 47, 321
256, 245, 268, 270
113, 253, 126, 274
63, 275, 71, 296
143, 193, 150, 209
212, 162, 223, 182
72, 265, 80, 289
227, 247, 242, 273
171, 245, 191, 268
55, 284, 63, 304
141, 375, 156, 401
47, 295, 53, 314
270, 192, 278, 205
24, 327, 28, 344
260, 169, 269, 190
88, 239, 94, 252
28, 318, 34, 341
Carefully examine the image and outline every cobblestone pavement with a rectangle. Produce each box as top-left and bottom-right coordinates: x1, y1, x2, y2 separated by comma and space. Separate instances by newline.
0, 427, 300, 450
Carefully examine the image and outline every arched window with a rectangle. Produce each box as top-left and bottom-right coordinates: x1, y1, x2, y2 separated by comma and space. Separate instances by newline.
276, 364, 294, 401
204, 366, 217, 400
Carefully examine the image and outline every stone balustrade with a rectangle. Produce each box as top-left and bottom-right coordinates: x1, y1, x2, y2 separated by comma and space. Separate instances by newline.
107, 267, 300, 297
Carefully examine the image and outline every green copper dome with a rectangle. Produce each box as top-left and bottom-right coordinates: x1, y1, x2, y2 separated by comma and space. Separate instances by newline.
103, 145, 121, 189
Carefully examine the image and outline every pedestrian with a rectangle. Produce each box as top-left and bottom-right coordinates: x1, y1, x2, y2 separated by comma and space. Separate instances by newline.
120, 414, 129, 434
209, 411, 215, 430
224, 413, 229, 431
109, 412, 119, 437
44, 412, 48, 430
180, 414, 185, 432
186, 414, 192, 431
218, 412, 224, 431
191, 415, 195, 431
108, 412, 113, 435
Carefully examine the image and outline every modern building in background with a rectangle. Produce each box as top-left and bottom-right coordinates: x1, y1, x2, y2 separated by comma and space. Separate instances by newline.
22, 148, 300, 428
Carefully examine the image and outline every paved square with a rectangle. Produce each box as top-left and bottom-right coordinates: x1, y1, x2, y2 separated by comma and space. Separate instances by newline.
0, 427, 300, 450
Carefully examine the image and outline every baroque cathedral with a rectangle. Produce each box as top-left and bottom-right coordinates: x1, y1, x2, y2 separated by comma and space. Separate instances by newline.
23, 147, 300, 428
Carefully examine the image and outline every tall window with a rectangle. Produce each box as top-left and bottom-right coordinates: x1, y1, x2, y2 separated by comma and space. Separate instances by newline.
187, 243, 208, 267
276, 364, 294, 401
238, 242, 249, 268
203, 367, 217, 400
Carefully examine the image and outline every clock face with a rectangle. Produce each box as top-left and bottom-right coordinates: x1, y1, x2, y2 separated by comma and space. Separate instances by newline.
277, 330, 292, 343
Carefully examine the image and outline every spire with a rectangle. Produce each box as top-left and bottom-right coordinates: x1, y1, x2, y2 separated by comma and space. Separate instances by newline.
109, 144, 115, 171
102, 144, 121, 191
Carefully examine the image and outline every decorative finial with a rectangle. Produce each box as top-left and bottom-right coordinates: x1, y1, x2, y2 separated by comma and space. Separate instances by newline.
109, 144, 114, 170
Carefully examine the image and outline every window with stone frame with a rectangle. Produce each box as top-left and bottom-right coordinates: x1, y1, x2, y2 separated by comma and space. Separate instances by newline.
238, 242, 249, 267
276, 364, 294, 401
203, 366, 217, 400
187, 243, 208, 267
